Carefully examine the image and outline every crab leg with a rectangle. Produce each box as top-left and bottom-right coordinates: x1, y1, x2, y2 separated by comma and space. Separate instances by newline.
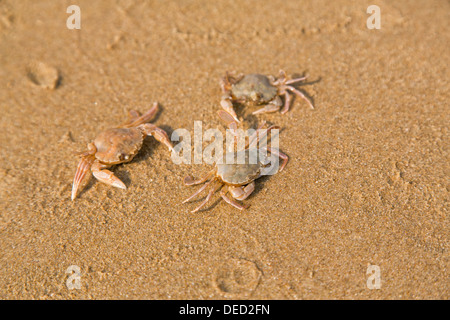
184, 169, 215, 186
285, 86, 314, 109
285, 76, 308, 85
281, 90, 292, 114
272, 70, 286, 86
252, 104, 280, 115
220, 72, 232, 93
139, 123, 173, 151
265, 147, 289, 171
221, 71, 244, 92
71, 155, 95, 200
220, 186, 249, 210
125, 110, 141, 124
182, 177, 216, 204
252, 96, 283, 115
248, 124, 280, 149
91, 160, 126, 190
245, 121, 267, 149
122, 102, 159, 128
219, 110, 272, 150
191, 181, 219, 213
245, 120, 266, 148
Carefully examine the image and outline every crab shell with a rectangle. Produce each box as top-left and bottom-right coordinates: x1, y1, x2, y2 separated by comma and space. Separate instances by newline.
231, 74, 278, 106
216, 149, 266, 186
93, 127, 145, 165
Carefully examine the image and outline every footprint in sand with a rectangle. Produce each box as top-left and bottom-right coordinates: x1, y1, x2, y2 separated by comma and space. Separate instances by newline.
213, 258, 262, 298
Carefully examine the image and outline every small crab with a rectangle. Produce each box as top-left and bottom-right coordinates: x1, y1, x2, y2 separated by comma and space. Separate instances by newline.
71, 102, 173, 200
182, 110, 288, 212
220, 70, 314, 122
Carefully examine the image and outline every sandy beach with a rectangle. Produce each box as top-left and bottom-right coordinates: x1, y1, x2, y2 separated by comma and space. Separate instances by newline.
0, 0, 448, 299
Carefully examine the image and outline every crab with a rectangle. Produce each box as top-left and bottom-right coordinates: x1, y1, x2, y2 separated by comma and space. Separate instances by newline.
220, 69, 314, 122
71, 102, 173, 200
182, 110, 288, 212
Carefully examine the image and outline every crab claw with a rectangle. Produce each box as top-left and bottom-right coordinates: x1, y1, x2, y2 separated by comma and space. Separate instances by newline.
139, 123, 173, 152
220, 97, 240, 123
217, 110, 238, 131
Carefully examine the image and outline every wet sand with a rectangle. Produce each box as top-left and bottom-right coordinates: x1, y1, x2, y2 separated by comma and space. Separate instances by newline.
0, 0, 448, 299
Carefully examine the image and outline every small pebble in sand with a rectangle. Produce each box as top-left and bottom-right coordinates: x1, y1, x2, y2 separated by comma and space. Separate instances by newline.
26, 61, 60, 90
